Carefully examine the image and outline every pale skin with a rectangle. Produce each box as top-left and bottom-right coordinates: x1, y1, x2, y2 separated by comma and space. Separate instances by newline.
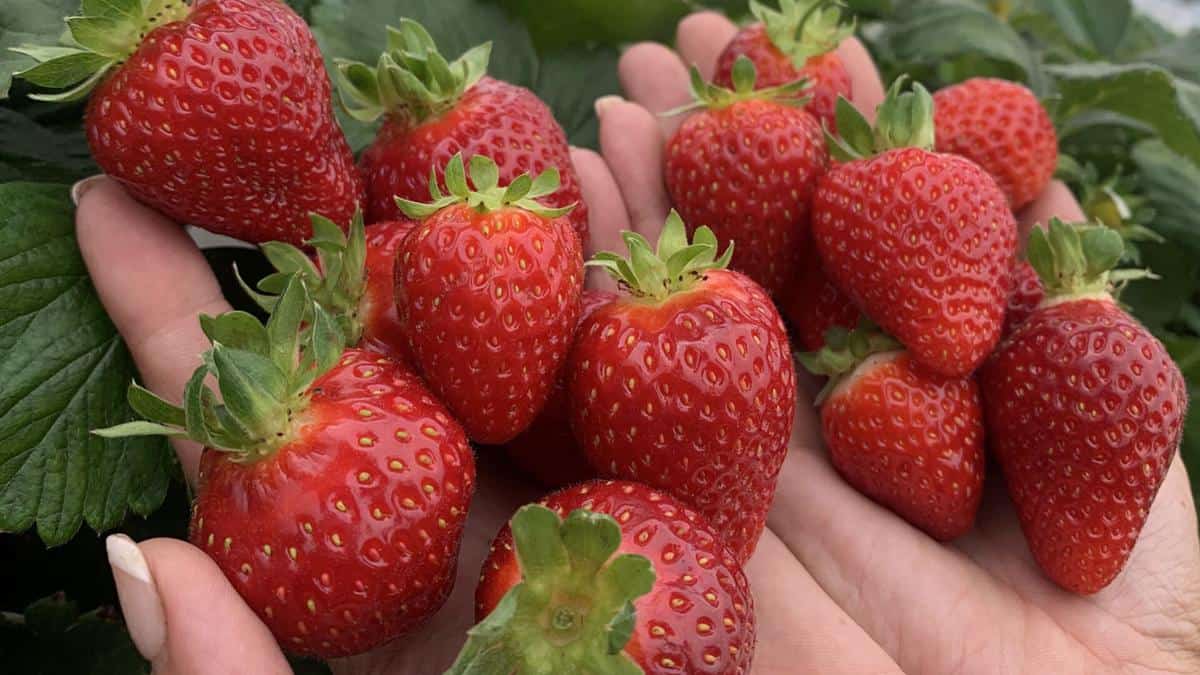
79, 12, 1200, 675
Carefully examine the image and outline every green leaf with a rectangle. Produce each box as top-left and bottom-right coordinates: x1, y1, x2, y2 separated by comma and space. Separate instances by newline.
0, 108, 97, 184
1139, 29, 1200, 82
1131, 139, 1200, 254
531, 46, 620, 149
491, 0, 692, 51
0, 183, 170, 547
0, 0, 79, 98
1048, 62, 1200, 168
1122, 240, 1199, 332
0, 594, 149, 674
1034, 0, 1131, 60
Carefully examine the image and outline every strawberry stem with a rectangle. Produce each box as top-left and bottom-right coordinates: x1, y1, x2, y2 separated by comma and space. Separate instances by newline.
826, 75, 936, 162
666, 56, 811, 116
395, 153, 573, 219
753, 0, 855, 66
798, 320, 901, 403
1026, 218, 1156, 302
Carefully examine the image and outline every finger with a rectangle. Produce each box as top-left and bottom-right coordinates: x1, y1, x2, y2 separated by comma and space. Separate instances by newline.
570, 146, 629, 292
107, 535, 290, 675
837, 37, 886, 122
1017, 179, 1086, 244
618, 43, 691, 137
75, 177, 230, 482
747, 529, 903, 675
676, 11, 739, 81
596, 98, 671, 238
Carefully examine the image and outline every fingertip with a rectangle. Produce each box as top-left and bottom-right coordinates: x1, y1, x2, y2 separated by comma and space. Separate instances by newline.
1017, 180, 1086, 243
569, 146, 630, 261
676, 11, 739, 80
836, 37, 886, 123
618, 42, 691, 124
597, 100, 672, 236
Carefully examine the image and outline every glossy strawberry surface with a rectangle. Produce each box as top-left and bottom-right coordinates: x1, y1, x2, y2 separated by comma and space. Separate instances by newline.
714, 24, 850, 132
86, 0, 362, 245
813, 147, 1018, 376
396, 204, 583, 444
567, 270, 795, 564
666, 100, 828, 297
823, 351, 984, 540
1003, 260, 1044, 337
781, 242, 861, 351
359, 219, 417, 366
359, 77, 587, 241
933, 78, 1058, 210
189, 349, 476, 657
476, 481, 756, 674
980, 297, 1186, 594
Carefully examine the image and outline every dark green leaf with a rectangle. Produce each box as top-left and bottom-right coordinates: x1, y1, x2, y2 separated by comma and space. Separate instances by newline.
0, 0, 79, 98
532, 46, 620, 148
0, 183, 171, 546
1121, 241, 1199, 332
0, 108, 96, 184
1132, 139, 1200, 254
0, 595, 149, 674
1141, 30, 1200, 87
491, 0, 691, 51
1034, 0, 1131, 60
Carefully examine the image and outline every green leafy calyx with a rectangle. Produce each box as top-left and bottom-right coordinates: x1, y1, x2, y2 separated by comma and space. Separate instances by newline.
1026, 218, 1154, 301
753, 0, 855, 65
396, 153, 572, 219
11, 0, 192, 102
827, 75, 936, 162
240, 211, 369, 346
669, 56, 810, 115
588, 210, 733, 302
797, 320, 901, 403
336, 18, 490, 124
92, 277, 347, 461
445, 505, 655, 675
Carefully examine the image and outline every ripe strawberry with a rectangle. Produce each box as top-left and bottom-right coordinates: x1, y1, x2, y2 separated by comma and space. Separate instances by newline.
781, 241, 861, 351
569, 213, 795, 564
395, 154, 583, 444
96, 279, 476, 657
980, 219, 1187, 594
713, 0, 854, 131
337, 19, 587, 240
448, 480, 756, 674
16, 0, 362, 245
814, 79, 1018, 376
800, 325, 984, 540
933, 78, 1058, 210
665, 57, 828, 297
246, 213, 417, 367
502, 289, 617, 488
1003, 259, 1044, 336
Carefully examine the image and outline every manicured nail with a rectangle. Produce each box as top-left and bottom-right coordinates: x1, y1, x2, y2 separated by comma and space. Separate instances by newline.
106, 534, 167, 664
71, 175, 105, 206
594, 95, 624, 119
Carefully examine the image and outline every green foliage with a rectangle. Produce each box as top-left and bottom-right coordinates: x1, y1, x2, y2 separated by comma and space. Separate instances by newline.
0, 0, 77, 98
0, 593, 148, 673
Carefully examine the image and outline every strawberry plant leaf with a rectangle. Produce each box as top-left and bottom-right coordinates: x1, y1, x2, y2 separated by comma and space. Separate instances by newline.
1132, 139, 1200, 254
0, 182, 172, 546
0, 594, 148, 674
0, 0, 78, 98
1035, 0, 1131, 60
1140, 29, 1200, 82
532, 47, 620, 150
0, 108, 96, 183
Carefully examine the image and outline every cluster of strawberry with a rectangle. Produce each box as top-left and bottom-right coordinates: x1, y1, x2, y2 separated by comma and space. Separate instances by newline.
18, 0, 1187, 671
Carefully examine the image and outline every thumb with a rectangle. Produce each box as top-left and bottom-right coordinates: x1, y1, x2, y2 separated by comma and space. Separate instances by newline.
106, 534, 291, 674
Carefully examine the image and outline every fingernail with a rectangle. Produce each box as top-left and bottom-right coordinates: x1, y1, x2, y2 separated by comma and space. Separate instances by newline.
71, 175, 105, 206
106, 534, 167, 663
594, 95, 624, 119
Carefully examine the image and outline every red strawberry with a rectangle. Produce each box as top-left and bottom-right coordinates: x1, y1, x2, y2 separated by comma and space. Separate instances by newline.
448, 480, 756, 674
96, 279, 476, 657
814, 79, 1018, 376
1003, 259, 1044, 336
16, 0, 362, 245
933, 78, 1058, 210
781, 241, 861, 351
337, 19, 587, 241
666, 58, 828, 297
713, 0, 854, 131
980, 219, 1187, 594
502, 289, 617, 488
569, 213, 795, 564
395, 155, 583, 444
800, 326, 984, 539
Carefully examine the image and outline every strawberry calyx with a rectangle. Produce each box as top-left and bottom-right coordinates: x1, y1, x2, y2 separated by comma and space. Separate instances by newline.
336, 18, 491, 125
92, 277, 347, 462
588, 210, 733, 302
1027, 218, 1155, 304
826, 75, 936, 162
395, 153, 573, 219
240, 211, 370, 347
753, 0, 855, 65
446, 504, 655, 675
11, 0, 192, 102
669, 56, 811, 115
798, 320, 901, 403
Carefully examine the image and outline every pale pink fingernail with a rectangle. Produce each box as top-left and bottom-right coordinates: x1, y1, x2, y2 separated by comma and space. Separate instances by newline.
594, 95, 625, 119
106, 534, 167, 664
71, 175, 105, 206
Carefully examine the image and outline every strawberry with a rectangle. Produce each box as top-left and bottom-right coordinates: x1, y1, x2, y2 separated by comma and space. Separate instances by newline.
395, 155, 584, 444
781, 241, 861, 351
665, 57, 828, 297
448, 480, 756, 674
933, 78, 1058, 210
569, 213, 795, 564
336, 19, 587, 241
800, 324, 985, 539
15, 0, 362, 245
713, 0, 854, 131
814, 79, 1018, 376
1003, 259, 1044, 336
502, 289, 617, 488
980, 219, 1187, 594
95, 279, 476, 657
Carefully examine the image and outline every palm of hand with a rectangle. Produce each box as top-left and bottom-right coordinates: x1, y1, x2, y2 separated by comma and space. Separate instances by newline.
78, 12, 1200, 675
